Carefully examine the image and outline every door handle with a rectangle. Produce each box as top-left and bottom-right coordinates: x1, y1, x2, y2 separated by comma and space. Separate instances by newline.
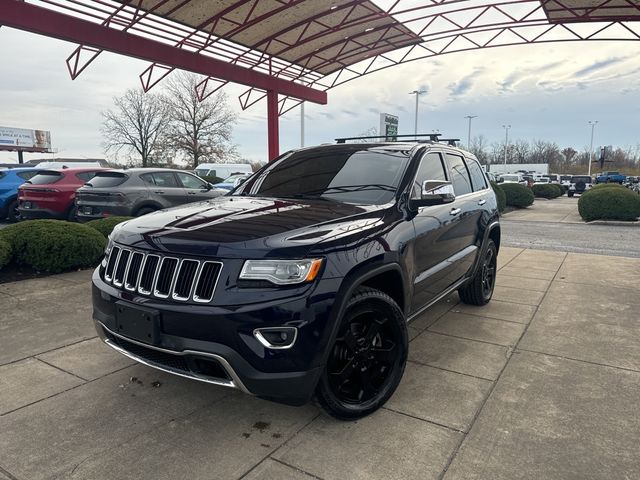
449, 208, 462, 216
187, 191, 197, 195
478, 199, 486, 205
153, 190, 165, 194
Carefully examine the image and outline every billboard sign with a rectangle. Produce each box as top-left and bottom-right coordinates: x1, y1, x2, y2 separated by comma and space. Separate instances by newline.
379, 113, 398, 142
0, 126, 52, 152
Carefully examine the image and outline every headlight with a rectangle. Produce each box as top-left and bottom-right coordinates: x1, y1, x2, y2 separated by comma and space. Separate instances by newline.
239, 259, 323, 285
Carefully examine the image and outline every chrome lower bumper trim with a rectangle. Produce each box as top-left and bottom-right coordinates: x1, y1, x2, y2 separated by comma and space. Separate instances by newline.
96, 321, 251, 394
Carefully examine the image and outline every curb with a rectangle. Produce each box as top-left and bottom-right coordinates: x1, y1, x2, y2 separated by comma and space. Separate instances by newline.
586, 219, 640, 227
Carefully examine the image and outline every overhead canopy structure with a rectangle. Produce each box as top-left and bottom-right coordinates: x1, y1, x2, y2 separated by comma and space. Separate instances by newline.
1, 0, 639, 160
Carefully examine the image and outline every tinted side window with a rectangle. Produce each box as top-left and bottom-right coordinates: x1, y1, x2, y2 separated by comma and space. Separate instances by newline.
17, 171, 39, 181
75, 171, 98, 182
176, 172, 207, 189
466, 159, 487, 191
151, 172, 179, 188
88, 172, 127, 187
444, 153, 473, 196
412, 152, 447, 198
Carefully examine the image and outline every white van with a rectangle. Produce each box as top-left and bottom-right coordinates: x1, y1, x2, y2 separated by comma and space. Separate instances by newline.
195, 163, 252, 179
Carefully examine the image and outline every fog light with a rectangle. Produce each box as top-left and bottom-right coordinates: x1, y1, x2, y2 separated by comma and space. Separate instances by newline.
253, 327, 297, 350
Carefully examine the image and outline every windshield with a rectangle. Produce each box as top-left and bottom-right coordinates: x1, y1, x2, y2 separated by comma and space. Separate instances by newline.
237, 147, 411, 205
86, 172, 127, 188
572, 176, 591, 182
27, 171, 63, 185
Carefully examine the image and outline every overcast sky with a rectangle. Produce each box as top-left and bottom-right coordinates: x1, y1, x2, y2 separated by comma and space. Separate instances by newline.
1, 25, 639, 164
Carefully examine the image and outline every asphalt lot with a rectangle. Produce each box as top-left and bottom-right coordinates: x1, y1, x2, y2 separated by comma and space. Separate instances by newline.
501, 196, 640, 257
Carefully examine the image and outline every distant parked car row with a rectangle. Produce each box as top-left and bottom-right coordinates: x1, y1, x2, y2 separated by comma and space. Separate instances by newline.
0, 165, 253, 222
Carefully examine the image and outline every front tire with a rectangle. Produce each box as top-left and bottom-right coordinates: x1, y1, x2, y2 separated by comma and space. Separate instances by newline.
458, 239, 497, 306
315, 287, 408, 421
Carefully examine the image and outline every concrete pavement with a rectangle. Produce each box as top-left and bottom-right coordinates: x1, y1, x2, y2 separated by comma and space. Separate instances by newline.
1, 248, 640, 479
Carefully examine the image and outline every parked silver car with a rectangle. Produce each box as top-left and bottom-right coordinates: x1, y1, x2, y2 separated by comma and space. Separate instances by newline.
76, 168, 226, 220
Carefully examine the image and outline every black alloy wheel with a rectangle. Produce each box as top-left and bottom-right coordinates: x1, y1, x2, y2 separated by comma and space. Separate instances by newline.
315, 287, 407, 420
7, 200, 21, 222
458, 239, 498, 306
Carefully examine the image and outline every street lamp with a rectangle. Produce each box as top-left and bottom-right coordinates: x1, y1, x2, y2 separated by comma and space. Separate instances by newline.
588, 120, 598, 176
409, 89, 427, 138
502, 124, 511, 168
464, 115, 477, 148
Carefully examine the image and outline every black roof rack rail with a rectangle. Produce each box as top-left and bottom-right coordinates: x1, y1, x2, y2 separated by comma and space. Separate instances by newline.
335, 133, 441, 143
439, 138, 460, 146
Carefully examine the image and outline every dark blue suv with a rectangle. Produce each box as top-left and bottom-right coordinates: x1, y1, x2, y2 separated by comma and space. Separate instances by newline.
91, 142, 500, 419
0, 167, 42, 221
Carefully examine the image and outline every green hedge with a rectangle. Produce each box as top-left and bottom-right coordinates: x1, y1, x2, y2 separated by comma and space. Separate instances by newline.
578, 187, 640, 222
85, 216, 133, 238
0, 238, 11, 270
590, 183, 626, 191
500, 183, 534, 208
490, 181, 506, 213
0, 220, 106, 273
532, 184, 562, 199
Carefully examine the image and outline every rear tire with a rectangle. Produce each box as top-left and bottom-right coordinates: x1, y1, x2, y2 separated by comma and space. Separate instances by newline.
7, 199, 21, 222
315, 287, 408, 421
135, 207, 156, 217
458, 239, 497, 306
567, 192, 574, 197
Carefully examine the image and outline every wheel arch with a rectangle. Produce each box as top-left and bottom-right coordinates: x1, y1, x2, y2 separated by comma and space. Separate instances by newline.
132, 201, 162, 216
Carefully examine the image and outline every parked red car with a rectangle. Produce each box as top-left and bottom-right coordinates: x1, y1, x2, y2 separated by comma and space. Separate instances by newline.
18, 168, 107, 221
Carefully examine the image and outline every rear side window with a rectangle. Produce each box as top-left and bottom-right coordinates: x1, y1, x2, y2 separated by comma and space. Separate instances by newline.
75, 171, 99, 182
444, 153, 473, 196
466, 159, 487, 191
17, 171, 39, 181
28, 171, 64, 185
412, 152, 447, 198
143, 172, 180, 188
87, 172, 127, 188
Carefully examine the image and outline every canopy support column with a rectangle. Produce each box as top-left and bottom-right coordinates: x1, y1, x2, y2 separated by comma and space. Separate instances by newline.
267, 90, 279, 161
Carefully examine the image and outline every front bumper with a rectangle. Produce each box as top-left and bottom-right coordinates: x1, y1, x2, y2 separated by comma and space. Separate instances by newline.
92, 269, 334, 405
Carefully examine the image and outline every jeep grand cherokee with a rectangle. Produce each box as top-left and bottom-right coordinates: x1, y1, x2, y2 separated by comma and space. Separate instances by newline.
91, 142, 500, 420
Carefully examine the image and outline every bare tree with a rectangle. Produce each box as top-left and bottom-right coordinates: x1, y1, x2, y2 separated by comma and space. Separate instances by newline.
468, 134, 489, 164
164, 72, 237, 168
101, 88, 171, 167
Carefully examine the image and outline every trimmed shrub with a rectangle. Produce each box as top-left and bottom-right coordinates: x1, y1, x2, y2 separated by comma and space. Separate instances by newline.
558, 184, 568, 196
200, 175, 224, 184
0, 220, 106, 273
578, 187, 640, 222
532, 184, 562, 199
86, 216, 133, 238
590, 183, 626, 191
0, 238, 12, 270
490, 181, 506, 213
500, 183, 534, 208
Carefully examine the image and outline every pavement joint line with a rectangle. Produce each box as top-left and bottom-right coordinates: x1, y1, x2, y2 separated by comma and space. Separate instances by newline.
269, 458, 325, 480
497, 246, 527, 271
34, 356, 90, 383
381, 405, 467, 434
0, 336, 98, 368
0, 464, 19, 480
406, 359, 495, 383
516, 348, 640, 375
435, 249, 566, 480
424, 329, 515, 349
238, 412, 323, 480
441, 309, 534, 326
0, 362, 136, 418
54, 389, 236, 480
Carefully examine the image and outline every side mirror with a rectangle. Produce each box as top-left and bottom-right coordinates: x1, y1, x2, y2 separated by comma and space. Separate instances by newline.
409, 180, 456, 210
205, 182, 213, 190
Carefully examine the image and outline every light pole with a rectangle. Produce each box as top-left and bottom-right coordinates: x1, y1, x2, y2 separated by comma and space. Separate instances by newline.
588, 120, 597, 176
300, 102, 305, 148
502, 124, 511, 168
464, 115, 477, 148
409, 89, 426, 138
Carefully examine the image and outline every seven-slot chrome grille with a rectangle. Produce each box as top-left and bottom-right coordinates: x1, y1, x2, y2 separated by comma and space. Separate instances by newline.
103, 245, 222, 303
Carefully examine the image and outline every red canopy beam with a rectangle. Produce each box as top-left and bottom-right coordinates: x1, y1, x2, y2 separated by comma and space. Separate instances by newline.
0, 0, 327, 105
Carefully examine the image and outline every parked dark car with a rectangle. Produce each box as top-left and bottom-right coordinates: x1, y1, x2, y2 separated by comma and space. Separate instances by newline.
91, 142, 500, 420
568, 175, 593, 197
0, 167, 43, 221
18, 168, 106, 221
76, 168, 226, 220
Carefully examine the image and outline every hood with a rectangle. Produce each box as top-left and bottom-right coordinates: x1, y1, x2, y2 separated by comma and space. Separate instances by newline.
111, 196, 388, 258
